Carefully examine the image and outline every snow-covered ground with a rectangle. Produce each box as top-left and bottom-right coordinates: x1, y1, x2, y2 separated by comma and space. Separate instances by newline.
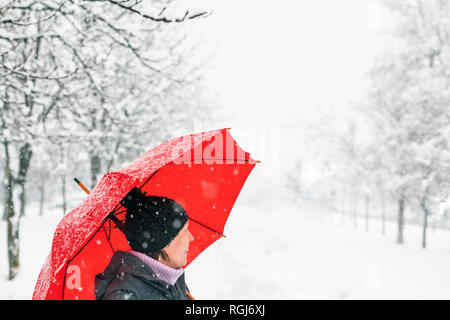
187, 202, 450, 299
2, 199, 450, 299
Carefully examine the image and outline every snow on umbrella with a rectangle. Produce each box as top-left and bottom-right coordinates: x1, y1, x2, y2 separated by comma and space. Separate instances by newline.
32, 128, 258, 300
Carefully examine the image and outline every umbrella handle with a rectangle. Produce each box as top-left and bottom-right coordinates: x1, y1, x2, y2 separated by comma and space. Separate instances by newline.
186, 290, 195, 300
74, 177, 90, 194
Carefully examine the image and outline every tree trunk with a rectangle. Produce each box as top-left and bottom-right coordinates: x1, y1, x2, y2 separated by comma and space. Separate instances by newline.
353, 195, 358, 228
396, 196, 405, 244
18, 182, 26, 218
90, 153, 101, 189
4, 142, 32, 280
4, 141, 19, 280
17, 143, 32, 219
6, 203, 20, 281
39, 183, 45, 217
420, 199, 429, 249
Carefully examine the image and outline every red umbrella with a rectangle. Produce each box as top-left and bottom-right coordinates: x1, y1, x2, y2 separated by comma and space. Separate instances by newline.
32, 128, 258, 300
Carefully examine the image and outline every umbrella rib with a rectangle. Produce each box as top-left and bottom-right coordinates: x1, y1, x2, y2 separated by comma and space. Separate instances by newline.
110, 203, 120, 214
198, 158, 258, 163
113, 209, 128, 217
102, 220, 115, 253
139, 167, 162, 192
189, 217, 226, 238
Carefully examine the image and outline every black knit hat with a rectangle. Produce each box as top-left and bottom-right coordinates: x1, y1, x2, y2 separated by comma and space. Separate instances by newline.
120, 187, 189, 254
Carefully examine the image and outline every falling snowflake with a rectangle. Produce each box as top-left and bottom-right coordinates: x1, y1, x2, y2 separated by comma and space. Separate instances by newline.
172, 218, 182, 229
124, 293, 133, 300
200, 180, 218, 199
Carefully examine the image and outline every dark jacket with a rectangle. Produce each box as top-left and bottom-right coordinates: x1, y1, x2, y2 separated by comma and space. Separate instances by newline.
95, 250, 190, 300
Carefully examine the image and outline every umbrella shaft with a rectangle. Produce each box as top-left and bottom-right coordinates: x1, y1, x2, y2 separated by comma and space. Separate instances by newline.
74, 177, 90, 194
189, 217, 226, 238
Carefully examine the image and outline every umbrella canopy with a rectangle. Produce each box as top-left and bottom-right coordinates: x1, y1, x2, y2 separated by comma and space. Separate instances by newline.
32, 128, 258, 300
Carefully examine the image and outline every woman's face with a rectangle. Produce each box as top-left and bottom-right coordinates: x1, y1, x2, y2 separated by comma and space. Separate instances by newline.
160, 221, 194, 268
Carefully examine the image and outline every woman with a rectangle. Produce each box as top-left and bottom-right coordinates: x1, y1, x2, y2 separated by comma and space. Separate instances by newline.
95, 187, 194, 300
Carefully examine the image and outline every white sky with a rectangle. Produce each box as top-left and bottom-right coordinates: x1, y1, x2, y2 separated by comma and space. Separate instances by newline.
176, 0, 395, 178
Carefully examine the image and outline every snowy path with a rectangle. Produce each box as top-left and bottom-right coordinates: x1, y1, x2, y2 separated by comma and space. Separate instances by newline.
1, 203, 450, 299
188, 204, 450, 299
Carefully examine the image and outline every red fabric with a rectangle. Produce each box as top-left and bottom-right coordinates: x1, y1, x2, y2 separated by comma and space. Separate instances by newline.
32, 128, 257, 300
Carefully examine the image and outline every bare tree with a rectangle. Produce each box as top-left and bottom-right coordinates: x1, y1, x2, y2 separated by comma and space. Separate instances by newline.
364, 0, 450, 246
0, 0, 213, 279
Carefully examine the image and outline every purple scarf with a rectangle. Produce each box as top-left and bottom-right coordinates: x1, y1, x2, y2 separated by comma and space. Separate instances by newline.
127, 250, 184, 286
